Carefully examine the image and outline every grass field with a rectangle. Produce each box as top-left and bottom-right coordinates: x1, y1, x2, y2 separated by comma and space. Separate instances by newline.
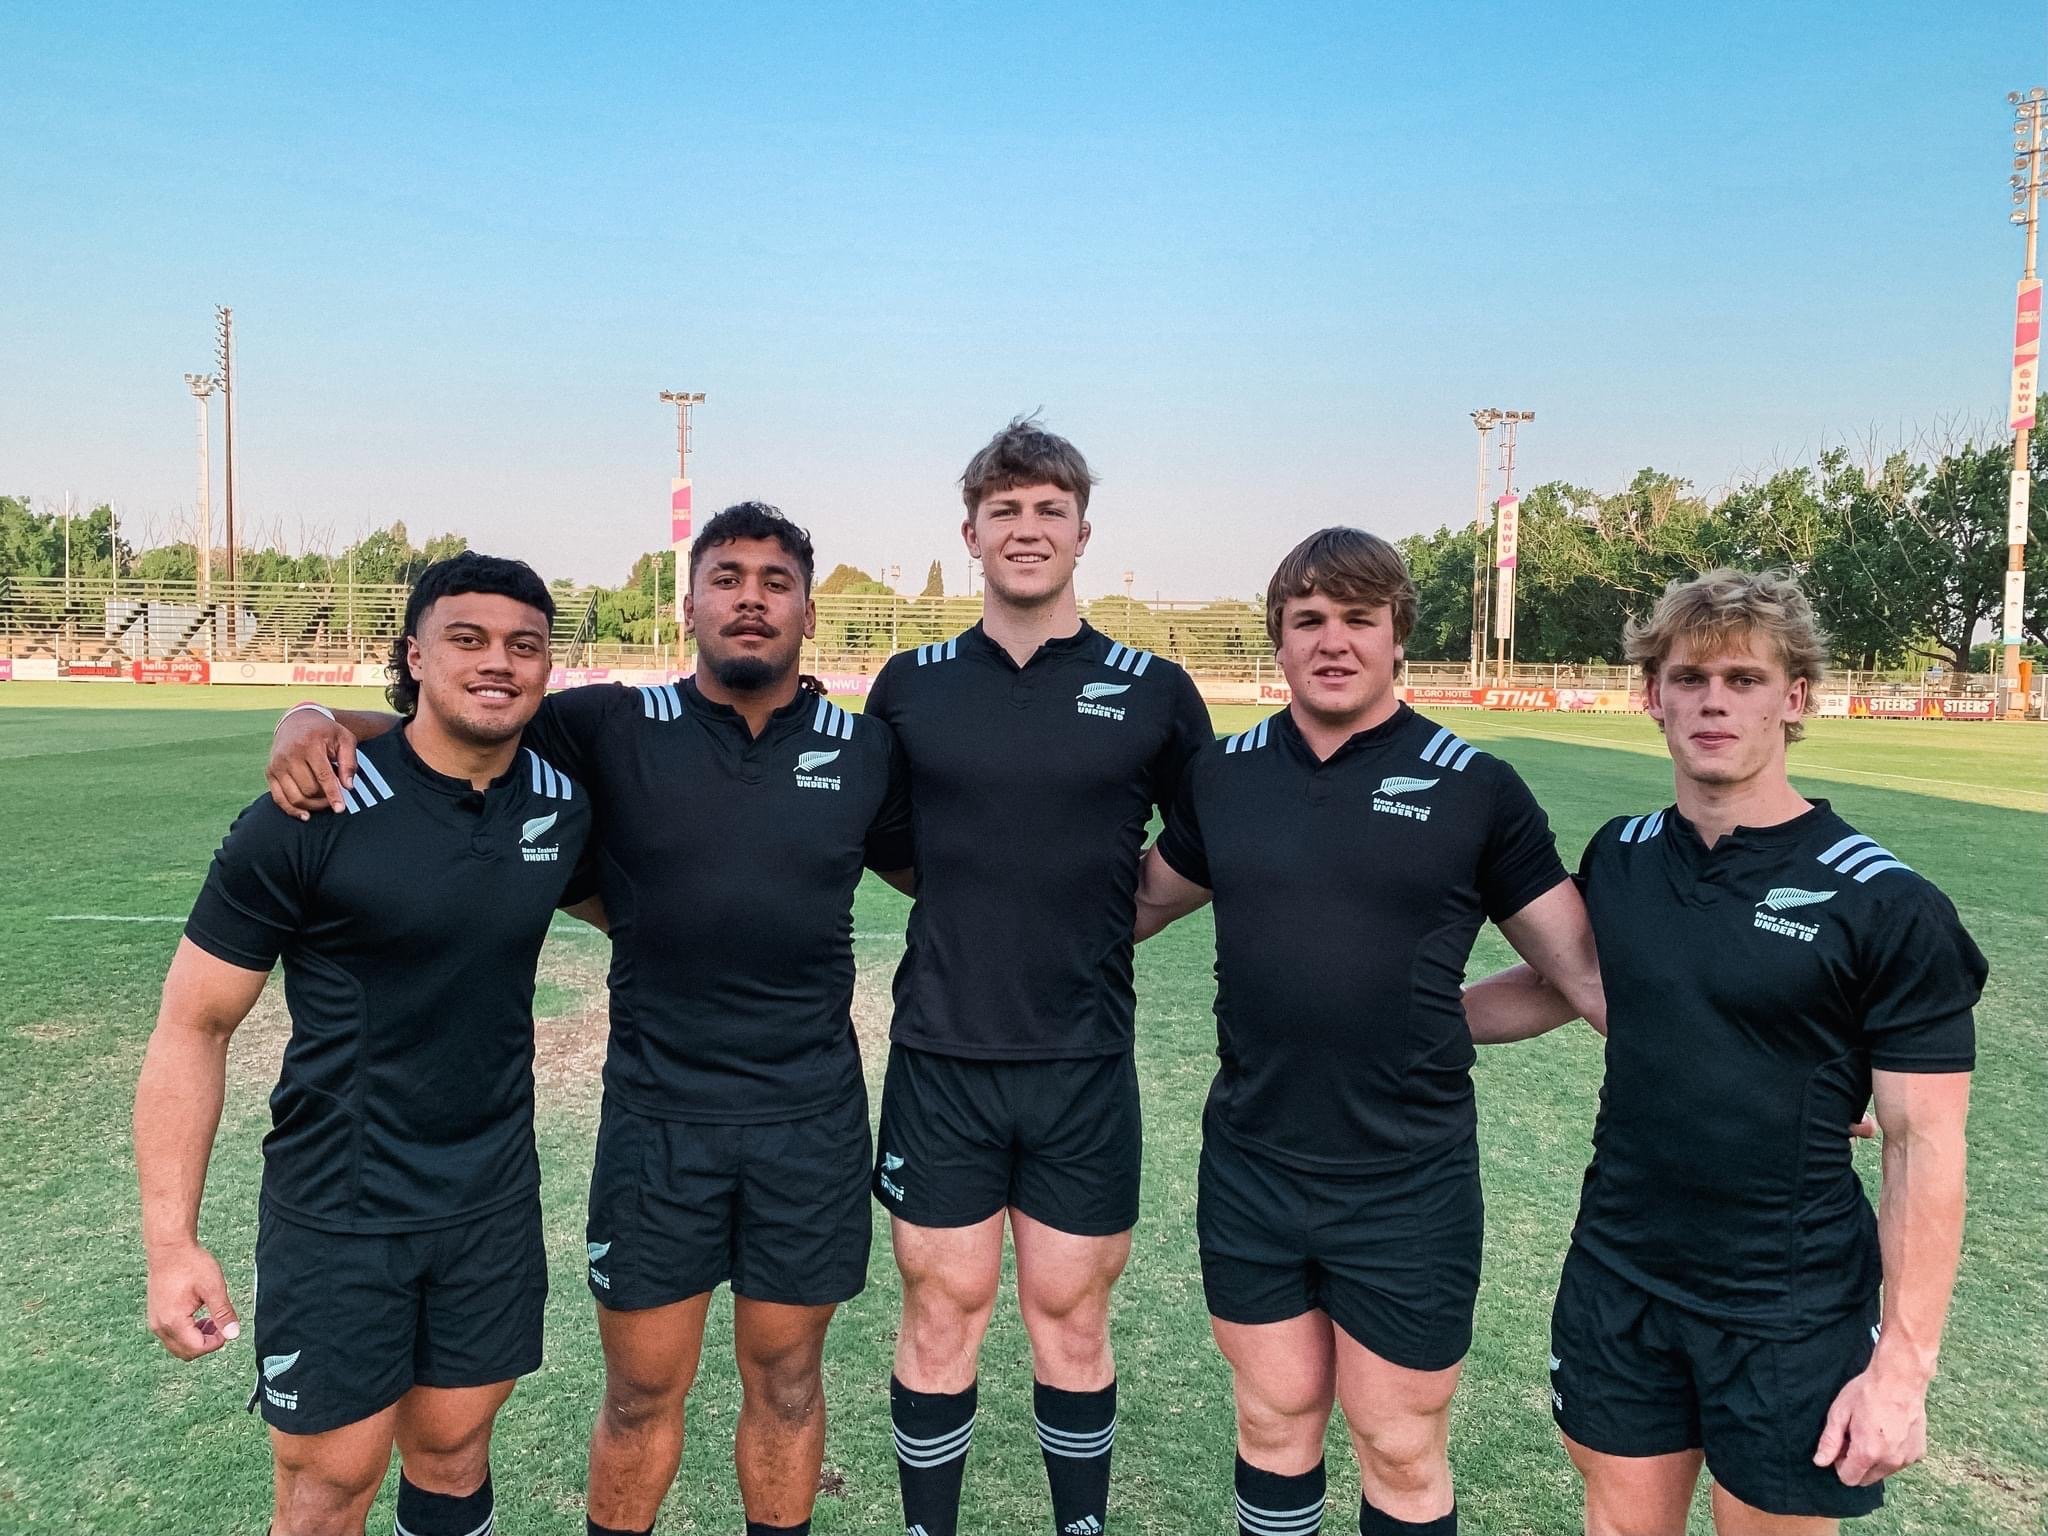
2, 681, 2042, 1534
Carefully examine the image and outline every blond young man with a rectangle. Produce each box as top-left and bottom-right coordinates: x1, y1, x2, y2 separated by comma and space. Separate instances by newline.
865, 419, 1213, 1536
1136, 528, 1603, 1536
1467, 570, 1986, 1535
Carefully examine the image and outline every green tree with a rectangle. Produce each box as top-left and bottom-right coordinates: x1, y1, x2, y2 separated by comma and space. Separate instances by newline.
921, 560, 945, 598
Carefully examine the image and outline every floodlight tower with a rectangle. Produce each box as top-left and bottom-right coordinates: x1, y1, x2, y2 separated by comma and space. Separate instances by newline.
660, 390, 707, 648
2003, 87, 2046, 718
215, 306, 238, 643
1493, 411, 1535, 681
184, 374, 218, 602
1469, 410, 1503, 682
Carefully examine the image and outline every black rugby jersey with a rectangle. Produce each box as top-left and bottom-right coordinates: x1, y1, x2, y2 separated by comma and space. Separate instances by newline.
521, 679, 911, 1122
1572, 800, 1984, 1337
1156, 704, 1568, 1171
866, 621, 1213, 1059
185, 728, 593, 1233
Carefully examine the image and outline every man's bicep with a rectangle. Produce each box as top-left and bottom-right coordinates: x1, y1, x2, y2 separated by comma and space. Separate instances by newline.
160, 937, 270, 1036
1870, 1068, 1972, 1141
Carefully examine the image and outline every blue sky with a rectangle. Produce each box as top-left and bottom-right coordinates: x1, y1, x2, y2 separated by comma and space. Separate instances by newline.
3, 2, 2042, 597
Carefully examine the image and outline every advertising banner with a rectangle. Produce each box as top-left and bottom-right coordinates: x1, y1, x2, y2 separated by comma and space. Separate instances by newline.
671, 477, 693, 546
1929, 697, 1995, 721
1556, 688, 1641, 712
1854, 695, 1926, 718
132, 657, 210, 685
1813, 693, 1852, 718
59, 662, 125, 679
0, 659, 11, 682
1495, 496, 1520, 569
2013, 278, 2042, 432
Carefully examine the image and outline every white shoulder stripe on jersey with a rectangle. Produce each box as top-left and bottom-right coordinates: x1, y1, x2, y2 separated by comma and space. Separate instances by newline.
1853, 858, 1912, 882
810, 697, 856, 741
523, 747, 574, 801
1618, 808, 1667, 843
354, 755, 395, 802
1816, 833, 1876, 867
1834, 843, 1896, 874
1224, 716, 1273, 753
916, 634, 964, 666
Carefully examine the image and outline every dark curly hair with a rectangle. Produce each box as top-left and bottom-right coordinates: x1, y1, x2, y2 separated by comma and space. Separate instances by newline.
386, 551, 555, 716
687, 501, 816, 593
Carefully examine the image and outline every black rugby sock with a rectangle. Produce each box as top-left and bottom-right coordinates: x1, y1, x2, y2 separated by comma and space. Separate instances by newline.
744, 1522, 810, 1535
586, 1518, 652, 1536
395, 1470, 493, 1536
1235, 1455, 1325, 1535
1358, 1493, 1455, 1535
1035, 1378, 1117, 1534
891, 1374, 977, 1536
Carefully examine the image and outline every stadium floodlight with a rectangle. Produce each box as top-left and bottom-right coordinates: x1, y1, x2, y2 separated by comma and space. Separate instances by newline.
659, 391, 708, 652
184, 374, 218, 608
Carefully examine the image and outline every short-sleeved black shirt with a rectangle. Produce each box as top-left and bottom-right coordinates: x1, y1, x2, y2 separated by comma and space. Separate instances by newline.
865, 622, 1213, 1060
1573, 800, 1985, 1337
185, 729, 593, 1233
521, 679, 911, 1122
1156, 704, 1568, 1171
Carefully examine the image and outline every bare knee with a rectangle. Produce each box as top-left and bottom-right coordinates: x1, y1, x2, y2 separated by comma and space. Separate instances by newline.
1234, 1379, 1333, 1473
274, 1456, 385, 1536
601, 1363, 694, 1436
1352, 1408, 1449, 1494
899, 1265, 1000, 1385
739, 1343, 825, 1431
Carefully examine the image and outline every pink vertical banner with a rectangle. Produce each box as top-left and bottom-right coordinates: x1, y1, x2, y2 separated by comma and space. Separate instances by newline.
2013, 279, 2042, 432
1494, 495, 1521, 568
671, 478, 693, 545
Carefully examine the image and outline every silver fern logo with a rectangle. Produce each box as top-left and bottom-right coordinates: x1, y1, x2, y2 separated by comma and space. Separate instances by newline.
795, 749, 843, 790
1373, 775, 1439, 821
1754, 887, 1835, 942
1077, 681, 1131, 720
521, 810, 561, 863
1756, 887, 1835, 912
1376, 776, 1439, 797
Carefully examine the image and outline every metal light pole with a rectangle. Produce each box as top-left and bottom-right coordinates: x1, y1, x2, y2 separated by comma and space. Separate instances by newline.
1493, 411, 1535, 681
184, 374, 217, 603
659, 390, 706, 655
215, 306, 239, 645
2004, 88, 2045, 718
1469, 410, 1503, 682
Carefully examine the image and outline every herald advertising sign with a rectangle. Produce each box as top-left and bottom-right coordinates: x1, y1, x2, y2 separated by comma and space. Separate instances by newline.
132, 657, 210, 685
2013, 278, 2042, 432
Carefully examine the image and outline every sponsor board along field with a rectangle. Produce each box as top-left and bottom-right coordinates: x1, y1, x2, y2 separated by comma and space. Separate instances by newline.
1, 681, 2042, 1534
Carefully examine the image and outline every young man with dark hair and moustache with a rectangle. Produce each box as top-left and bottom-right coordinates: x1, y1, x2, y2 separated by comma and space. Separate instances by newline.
863, 418, 1214, 1536
137, 553, 594, 1536
1464, 570, 1985, 1536
265, 504, 913, 1536
1133, 527, 1605, 1536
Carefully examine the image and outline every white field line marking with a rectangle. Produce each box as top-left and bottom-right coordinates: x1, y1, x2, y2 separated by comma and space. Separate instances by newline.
1480, 722, 2048, 806
47, 914, 184, 923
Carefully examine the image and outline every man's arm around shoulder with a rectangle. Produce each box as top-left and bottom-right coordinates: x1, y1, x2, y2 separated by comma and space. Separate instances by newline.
268, 703, 402, 819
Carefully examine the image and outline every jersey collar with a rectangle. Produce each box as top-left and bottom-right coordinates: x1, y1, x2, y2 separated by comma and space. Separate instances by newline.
1275, 700, 1416, 767
675, 675, 816, 738
389, 722, 524, 796
1667, 798, 1836, 855
963, 618, 1101, 672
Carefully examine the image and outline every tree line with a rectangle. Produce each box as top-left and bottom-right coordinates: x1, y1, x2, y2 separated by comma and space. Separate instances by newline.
6, 408, 2045, 668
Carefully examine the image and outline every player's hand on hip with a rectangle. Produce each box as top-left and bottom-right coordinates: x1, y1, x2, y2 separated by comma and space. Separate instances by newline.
1813, 1361, 1928, 1486
1849, 1112, 1878, 1141
146, 1242, 241, 1360
267, 712, 358, 820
